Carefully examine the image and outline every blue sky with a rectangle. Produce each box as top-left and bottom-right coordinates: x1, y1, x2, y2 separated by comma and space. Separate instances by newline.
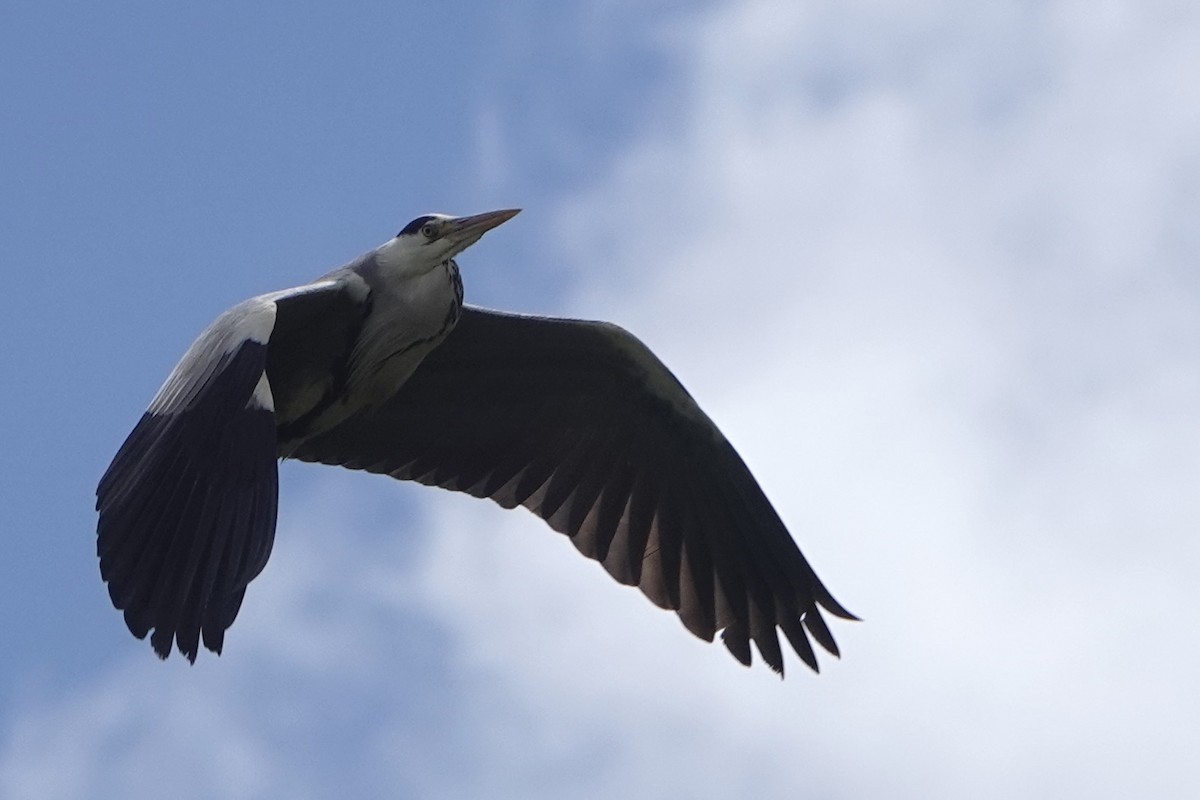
2, 1, 1199, 798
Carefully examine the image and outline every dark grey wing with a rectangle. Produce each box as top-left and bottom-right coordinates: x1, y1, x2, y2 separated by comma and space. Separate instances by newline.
96, 280, 357, 662
293, 306, 856, 674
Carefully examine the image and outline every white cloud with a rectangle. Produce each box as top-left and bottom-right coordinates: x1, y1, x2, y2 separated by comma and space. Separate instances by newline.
497, 0, 1200, 796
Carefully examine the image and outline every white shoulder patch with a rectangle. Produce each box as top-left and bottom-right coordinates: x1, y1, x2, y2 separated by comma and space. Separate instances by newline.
148, 292, 282, 414
248, 371, 274, 411
145, 279, 355, 415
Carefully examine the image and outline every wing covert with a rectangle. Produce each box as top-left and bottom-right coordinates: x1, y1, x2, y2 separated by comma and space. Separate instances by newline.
292, 306, 855, 674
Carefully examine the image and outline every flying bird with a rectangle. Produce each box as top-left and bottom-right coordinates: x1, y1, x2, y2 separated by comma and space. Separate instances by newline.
96, 208, 856, 675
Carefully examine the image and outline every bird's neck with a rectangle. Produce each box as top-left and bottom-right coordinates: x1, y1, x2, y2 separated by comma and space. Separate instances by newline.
344, 259, 463, 404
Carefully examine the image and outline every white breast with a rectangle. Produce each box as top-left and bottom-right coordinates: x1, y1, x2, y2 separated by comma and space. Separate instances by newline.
346, 260, 462, 408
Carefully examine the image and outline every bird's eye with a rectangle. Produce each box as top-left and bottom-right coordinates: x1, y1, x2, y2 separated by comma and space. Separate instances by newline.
420, 222, 438, 240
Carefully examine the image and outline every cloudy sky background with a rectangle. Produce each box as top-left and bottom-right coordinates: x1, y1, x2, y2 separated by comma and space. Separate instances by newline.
2, 1, 1198, 797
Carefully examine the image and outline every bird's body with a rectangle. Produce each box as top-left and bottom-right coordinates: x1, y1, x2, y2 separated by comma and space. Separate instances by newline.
97, 209, 855, 674
276, 224, 465, 443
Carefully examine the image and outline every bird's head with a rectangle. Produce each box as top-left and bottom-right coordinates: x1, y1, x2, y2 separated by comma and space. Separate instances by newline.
376, 208, 521, 277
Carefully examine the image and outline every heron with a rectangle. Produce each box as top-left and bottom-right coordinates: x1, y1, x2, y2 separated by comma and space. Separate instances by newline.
96, 208, 856, 675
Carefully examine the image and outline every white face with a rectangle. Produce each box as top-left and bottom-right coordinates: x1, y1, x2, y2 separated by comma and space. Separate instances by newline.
374, 214, 462, 278
373, 209, 521, 278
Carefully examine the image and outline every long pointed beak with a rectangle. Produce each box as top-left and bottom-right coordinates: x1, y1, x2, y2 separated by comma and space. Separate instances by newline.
442, 208, 521, 246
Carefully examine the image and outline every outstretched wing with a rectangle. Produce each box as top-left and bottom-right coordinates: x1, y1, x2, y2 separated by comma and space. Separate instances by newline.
96, 280, 356, 661
293, 306, 855, 674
